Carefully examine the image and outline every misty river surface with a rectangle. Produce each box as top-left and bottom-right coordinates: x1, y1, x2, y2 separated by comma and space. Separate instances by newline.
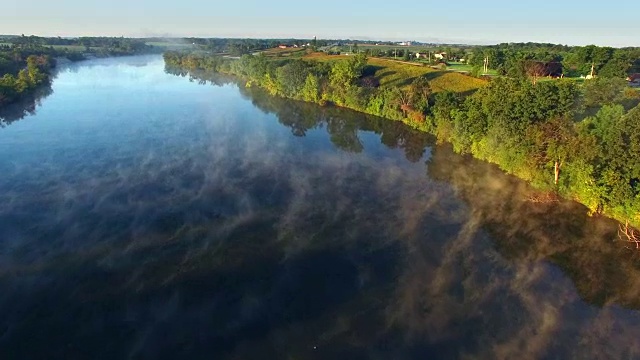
2, 55, 640, 359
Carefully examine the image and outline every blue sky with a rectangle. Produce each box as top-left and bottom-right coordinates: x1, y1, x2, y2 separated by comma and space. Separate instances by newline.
2, 0, 640, 46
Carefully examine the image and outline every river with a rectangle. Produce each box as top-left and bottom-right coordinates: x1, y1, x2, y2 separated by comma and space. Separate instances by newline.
1, 55, 639, 359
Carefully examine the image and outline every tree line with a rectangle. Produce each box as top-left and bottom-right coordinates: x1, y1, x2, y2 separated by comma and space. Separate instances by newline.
164, 51, 433, 122
0, 37, 160, 108
164, 51, 640, 227
468, 43, 640, 78
0, 47, 54, 108
4, 35, 154, 56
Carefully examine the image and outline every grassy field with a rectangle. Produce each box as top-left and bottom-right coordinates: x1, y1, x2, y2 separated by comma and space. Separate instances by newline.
442, 62, 503, 76
445, 62, 474, 72
537, 76, 585, 83
303, 53, 487, 94
258, 47, 308, 58
146, 41, 195, 50
49, 45, 88, 52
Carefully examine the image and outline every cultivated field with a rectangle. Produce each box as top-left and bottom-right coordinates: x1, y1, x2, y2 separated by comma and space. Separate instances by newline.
304, 53, 487, 94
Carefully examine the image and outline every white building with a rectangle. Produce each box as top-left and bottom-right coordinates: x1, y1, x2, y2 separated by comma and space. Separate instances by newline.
434, 52, 447, 60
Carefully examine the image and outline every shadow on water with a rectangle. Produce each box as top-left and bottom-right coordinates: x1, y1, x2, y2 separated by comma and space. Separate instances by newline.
228, 72, 640, 311
0, 84, 54, 127
1, 61, 640, 359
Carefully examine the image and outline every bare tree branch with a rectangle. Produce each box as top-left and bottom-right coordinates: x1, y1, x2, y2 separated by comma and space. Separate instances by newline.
618, 221, 640, 250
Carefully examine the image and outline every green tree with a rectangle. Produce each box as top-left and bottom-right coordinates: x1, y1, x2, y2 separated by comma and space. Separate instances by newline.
15, 69, 32, 93
329, 53, 367, 104
275, 60, 309, 98
301, 73, 320, 103
527, 117, 577, 186
584, 77, 627, 107
431, 91, 460, 142
408, 76, 431, 113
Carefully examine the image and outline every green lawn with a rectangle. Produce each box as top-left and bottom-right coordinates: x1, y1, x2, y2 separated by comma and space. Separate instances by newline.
537, 76, 585, 83
446, 62, 473, 72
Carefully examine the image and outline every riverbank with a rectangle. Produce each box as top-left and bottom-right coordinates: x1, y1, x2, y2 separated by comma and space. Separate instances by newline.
163, 52, 640, 230
0, 48, 163, 111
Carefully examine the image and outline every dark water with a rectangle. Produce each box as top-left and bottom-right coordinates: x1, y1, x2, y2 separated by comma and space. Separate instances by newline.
1, 56, 640, 360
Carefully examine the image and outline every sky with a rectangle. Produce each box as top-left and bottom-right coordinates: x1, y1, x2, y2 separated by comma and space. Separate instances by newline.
2, 0, 640, 47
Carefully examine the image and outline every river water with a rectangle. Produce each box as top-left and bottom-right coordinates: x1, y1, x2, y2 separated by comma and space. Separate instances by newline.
1, 55, 639, 359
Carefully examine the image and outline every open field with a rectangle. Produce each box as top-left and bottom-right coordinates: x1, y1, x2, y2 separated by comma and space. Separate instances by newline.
146, 41, 195, 50
445, 62, 474, 72
302, 52, 349, 62
304, 53, 487, 94
368, 58, 487, 93
537, 76, 585, 83
258, 47, 307, 58
49, 45, 89, 51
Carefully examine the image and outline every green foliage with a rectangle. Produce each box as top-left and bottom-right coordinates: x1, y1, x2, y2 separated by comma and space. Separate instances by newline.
408, 76, 431, 113
329, 53, 367, 89
301, 73, 320, 103
275, 60, 309, 98
583, 77, 627, 107
432, 91, 460, 142
0, 51, 52, 107
469, 42, 639, 79
327, 54, 368, 106
164, 49, 640, 227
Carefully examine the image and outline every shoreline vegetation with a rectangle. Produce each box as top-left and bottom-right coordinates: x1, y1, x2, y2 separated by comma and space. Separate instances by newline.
163, 50, 640, 229
1, 36, 160, 110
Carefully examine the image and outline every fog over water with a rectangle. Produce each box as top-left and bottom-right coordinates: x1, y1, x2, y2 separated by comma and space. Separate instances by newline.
1, 55, 640, 359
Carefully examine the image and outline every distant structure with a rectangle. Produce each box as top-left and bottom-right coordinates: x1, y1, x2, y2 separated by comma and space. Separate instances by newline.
434, 52, 447, 60
627, 74, 640, 87
585, 63, 596, 80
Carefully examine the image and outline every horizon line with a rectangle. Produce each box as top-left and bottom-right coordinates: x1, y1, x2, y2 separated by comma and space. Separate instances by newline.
2, 33, 639, 48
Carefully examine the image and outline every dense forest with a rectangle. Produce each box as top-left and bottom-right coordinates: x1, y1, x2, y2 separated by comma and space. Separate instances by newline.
164, 50, 640, 227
